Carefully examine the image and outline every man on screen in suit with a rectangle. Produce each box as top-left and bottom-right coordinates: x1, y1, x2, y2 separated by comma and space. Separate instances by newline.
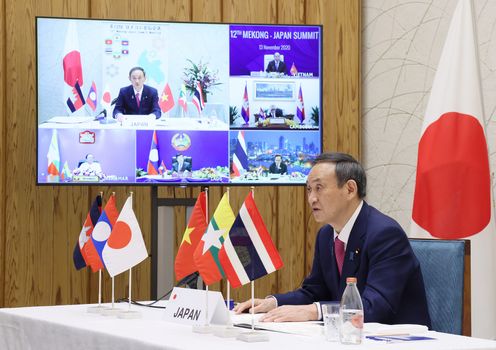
269, 154, 288, 175
265, 52, 287, 74
235, 152, 431, 327
113, 66, 161, 121
172, 154, 192, 173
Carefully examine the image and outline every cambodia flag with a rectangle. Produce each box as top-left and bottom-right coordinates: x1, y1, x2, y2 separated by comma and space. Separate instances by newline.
241, 82, 250, 124
412, 0, 494, 241
231, 130, 248, 177
85, 81, 97, 111
174, 192, 208, 281
102, 195, 148, 277
296, 85, 305, 124
73, 195, 102, 271
192, 82, 205, 115
219, 192, 283, 288
66, 81, 85, 113
147, 130, 160, 175
90, 195, 119, 269
159, 83, 175, 113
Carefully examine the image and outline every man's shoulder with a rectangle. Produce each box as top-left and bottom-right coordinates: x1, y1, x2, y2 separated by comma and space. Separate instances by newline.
144, 85, 158, 94
362, 202, 407, 238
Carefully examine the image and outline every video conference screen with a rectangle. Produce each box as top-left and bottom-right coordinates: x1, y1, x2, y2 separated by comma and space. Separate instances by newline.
37, 17, 322, 185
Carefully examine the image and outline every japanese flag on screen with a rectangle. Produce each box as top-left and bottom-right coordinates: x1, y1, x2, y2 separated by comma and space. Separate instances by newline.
102, 195, 148, 277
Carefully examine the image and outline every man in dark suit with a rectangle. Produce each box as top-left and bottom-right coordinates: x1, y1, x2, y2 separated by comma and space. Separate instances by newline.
234, 152, 431, 327
269, 154, 287, 174
265, 52, 287, 74
269, 105, 284, 118
172, 154, 192, 173
113, 67, 161, 120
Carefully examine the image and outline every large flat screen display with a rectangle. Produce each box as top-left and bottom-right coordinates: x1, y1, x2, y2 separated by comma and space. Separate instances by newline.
37, 17, 322, 185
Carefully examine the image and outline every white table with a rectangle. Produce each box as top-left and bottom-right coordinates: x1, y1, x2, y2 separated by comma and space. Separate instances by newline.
1, 303, 495, 350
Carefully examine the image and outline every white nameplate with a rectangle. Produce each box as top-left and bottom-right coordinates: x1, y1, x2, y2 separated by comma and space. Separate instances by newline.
163, 287, 231, 326
121, 115, 156, 128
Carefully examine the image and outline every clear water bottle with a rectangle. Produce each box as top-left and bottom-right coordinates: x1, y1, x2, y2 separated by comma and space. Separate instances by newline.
340, 277, 364, 344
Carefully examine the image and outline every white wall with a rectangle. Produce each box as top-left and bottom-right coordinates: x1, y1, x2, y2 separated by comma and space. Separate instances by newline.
363, 0, 496, 339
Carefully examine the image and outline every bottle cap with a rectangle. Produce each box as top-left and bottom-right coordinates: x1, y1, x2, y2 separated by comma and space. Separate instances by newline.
346, 277, 357, 284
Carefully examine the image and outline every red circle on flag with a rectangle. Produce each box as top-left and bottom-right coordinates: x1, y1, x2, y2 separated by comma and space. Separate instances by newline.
107, 221, 132, 249
412, 112, 491, 238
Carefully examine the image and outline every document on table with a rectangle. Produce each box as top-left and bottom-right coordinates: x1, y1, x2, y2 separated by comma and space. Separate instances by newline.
232, 313, 323, 337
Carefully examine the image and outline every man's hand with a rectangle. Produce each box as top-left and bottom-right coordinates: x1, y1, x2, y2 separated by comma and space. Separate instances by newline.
233, 298, 277, 314
116, 113, 125, 122
260, 304, 318, 322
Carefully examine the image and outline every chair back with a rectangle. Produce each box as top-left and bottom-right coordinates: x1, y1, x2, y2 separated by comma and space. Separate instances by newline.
409, 239, 471, 335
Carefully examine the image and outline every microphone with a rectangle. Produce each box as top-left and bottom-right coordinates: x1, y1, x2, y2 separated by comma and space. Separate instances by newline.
94, 109, 107, 120
176, 271, 200, 289
111, 97, 118, 105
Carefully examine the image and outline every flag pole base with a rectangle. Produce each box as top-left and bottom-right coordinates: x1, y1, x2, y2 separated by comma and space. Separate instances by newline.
117, 310, 142, 319
86, 305, 106, 314
236, 331, 270, 342
99, 117, 117, 124
192, 325, 214, 334
213, 325, 242, 338
101, 307, 122, 316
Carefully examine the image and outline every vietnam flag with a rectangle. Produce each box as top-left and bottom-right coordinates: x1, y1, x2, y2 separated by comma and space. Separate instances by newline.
219, 192, 283, 288
290, 62, 298, 76
159, 83, 175, 113
147, 130, 160, 175
174, 192, 208, 281
193, 193, 235, 285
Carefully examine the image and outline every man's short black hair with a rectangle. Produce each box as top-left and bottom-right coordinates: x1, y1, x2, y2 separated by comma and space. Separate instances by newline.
313, 152, 366, 198
129, 66, 146, 77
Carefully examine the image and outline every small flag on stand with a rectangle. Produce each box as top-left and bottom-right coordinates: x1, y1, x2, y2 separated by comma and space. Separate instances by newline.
219, 192, 283, 288
102, 195, 148, 277
296, 85, 305, 124
47, 129, 60, 182
86, 81, 98, 111
231, 130, 248, 177
147, 130, 160, 175
241, 82, 250, 124
192, 82, 205, 115
193, 193, 235, 285
258, 107, 266, 121
73, 195, 102, 271
178, 84, 188, 113
159, 83, 175, 113
90, 194, 119, 270
174, 192, 208, 281
290, 62, 298, 76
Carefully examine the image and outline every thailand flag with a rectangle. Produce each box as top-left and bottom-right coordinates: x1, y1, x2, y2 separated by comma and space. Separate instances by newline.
90, 195, 119, 269
85, 81, 97, 111
147, 130, 160, 175
241, 82, 250, 124
219, 192, 283, 288
102, 195, 148, 277
73, 195, 102, 271
232, 130, 248, 177
296, 85, 305, 124
191, 81, 205, 115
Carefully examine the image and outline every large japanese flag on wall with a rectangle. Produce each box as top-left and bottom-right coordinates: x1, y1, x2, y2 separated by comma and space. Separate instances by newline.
411, 0, 495, 337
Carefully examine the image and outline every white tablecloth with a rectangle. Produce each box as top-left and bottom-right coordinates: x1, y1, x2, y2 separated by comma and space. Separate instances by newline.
1, 303, 495, 350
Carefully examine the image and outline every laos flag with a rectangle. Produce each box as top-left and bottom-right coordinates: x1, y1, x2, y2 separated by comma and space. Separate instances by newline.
91, 194, 119, 268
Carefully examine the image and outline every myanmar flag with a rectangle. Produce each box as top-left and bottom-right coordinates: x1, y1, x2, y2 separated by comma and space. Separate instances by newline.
193, 193, 235, 285
174, 192, 208, 281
